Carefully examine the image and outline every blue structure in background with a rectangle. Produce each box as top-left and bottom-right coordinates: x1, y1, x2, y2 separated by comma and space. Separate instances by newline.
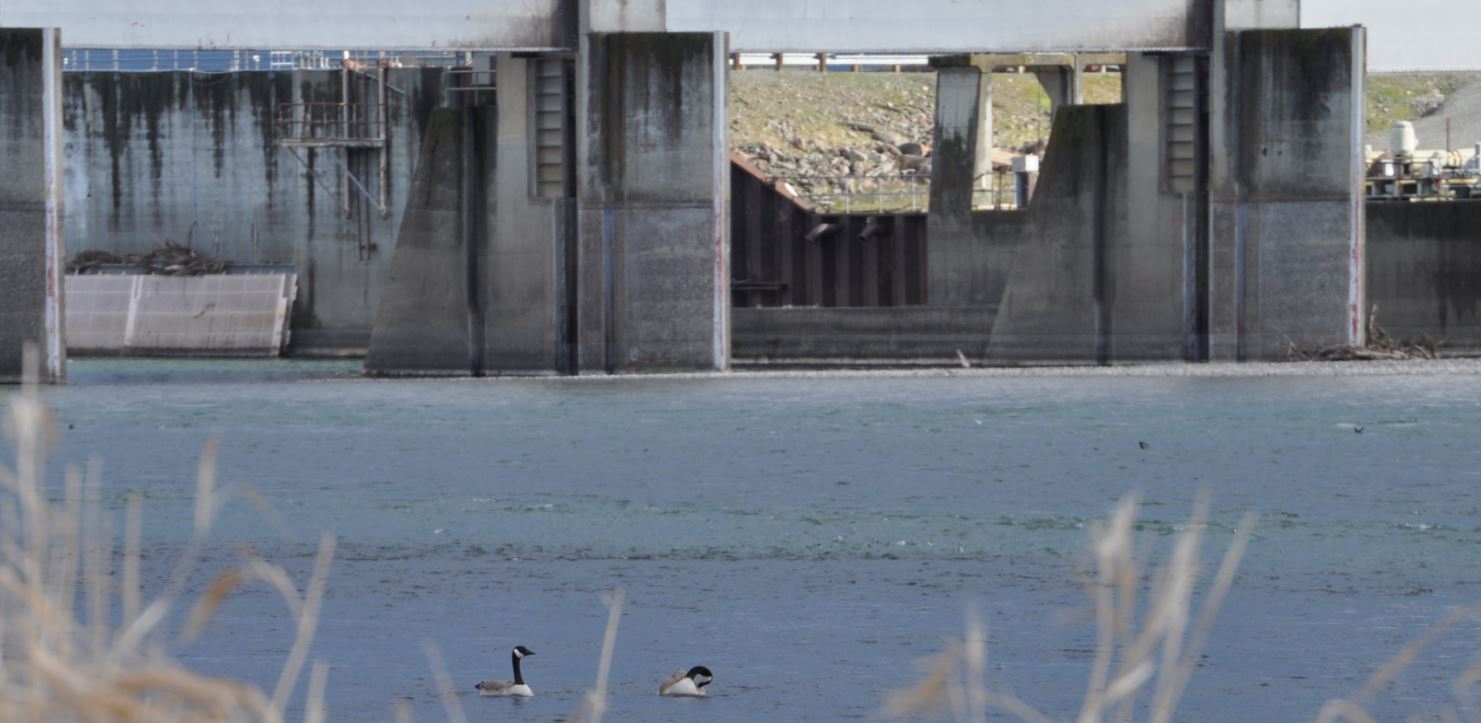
62, 48, 465, 72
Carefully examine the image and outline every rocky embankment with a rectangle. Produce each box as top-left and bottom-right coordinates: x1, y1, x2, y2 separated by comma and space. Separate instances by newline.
731, 70, 1481, 183
729, 70, 1121, 182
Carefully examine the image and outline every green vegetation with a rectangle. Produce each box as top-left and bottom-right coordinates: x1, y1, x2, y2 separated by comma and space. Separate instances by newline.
1366, 73, 1473, 137
732, 69, 1480, 155
730, 70, 1122, 155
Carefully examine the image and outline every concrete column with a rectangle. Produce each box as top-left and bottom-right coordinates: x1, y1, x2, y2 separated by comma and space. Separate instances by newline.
1207, 26, 1366, 360
1112, 52, 1199, 361
970, 58, 995, 196
1032, 60, 1083, 115
481, 54, 570, 374
576, 32, 730, 372
927, 65, 986, 306
0, 28, 65, 383
366, 108, 490, 375
368, 53, 574, 376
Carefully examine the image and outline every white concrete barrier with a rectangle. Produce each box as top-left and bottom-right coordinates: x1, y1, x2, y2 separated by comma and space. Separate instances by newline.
66, 274, 296, 356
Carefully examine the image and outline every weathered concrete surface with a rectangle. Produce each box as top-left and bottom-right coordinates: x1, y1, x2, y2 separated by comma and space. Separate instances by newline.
663, 0, 1214, 53
481, 55, 571, 374
0, 28, 64, 383
732, 307, 998, 366
365, 110, 477, 374
1208, 27, 1365, 360
985, 106, 1127, 362
927, 55, 1193, 364
577, 32, 728, 372
367, 56, 574, 376
62, 69, 446, 356
1114, 52, 1199, 361
1032, 65, 1085, 113
927, 66, 988, 307
1367, 201, 1481, 350
1, 0, 575, 51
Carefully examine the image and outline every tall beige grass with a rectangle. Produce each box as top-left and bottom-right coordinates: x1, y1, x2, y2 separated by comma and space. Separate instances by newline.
884, 492, 1481, 723
0, 347, 334, 722
884, 491, 1256, 723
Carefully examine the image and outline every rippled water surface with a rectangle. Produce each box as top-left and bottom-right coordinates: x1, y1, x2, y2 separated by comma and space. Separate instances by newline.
13, 360, 1481, 721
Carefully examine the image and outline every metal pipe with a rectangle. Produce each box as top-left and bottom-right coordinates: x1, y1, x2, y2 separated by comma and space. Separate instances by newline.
378, 62, 390, 218
340, 63, 351, 218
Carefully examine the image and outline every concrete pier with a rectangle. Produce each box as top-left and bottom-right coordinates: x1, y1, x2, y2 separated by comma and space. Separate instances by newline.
0, 28, 64, 383
365, 109, 486, 374
367, 55, 576, 375
926, 63, 989, 307
577, 32, 729, 372
1208, 26, 1366, 359
1032, 63, 1084, 113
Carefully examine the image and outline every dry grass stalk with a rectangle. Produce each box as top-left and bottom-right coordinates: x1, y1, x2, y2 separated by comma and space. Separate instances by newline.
883, 492, 1255, 723
0, 345, 336, 721
569, 589, 627, 723
420, 641, 468, 723
1315, 602, 1481, 723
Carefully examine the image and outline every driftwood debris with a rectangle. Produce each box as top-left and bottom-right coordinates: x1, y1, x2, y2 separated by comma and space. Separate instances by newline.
67, 241, 229, 276
1289, 306, 1441, 362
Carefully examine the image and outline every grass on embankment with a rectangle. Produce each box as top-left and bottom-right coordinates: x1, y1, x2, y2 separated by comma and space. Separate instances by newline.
731, 69, 1481, 155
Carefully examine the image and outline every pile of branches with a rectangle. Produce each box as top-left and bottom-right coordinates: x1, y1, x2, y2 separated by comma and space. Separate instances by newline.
1290, 305, 1442, 361
67, 241, 229, 276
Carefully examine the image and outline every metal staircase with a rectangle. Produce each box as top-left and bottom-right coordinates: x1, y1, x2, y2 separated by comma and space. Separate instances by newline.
275, 59, 392, 224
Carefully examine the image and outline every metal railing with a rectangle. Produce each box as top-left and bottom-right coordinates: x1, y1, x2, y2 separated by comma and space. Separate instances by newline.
275, 102, 385, 146
772, 171, 1028, 213
63, 48, 469, 73
773, 174, 930, 214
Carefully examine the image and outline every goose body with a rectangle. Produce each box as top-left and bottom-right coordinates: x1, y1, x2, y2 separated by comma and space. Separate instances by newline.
475, 645, 535, 697
658, 665, 713, 697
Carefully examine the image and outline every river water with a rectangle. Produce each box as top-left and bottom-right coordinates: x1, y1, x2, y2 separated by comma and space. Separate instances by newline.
15, 359, 1481, 721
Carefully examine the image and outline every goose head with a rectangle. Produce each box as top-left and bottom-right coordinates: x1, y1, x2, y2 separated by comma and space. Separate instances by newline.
686, 665, 713, 689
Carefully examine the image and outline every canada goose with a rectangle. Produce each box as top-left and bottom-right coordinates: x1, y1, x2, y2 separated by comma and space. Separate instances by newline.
658, 665, 713, 697
475, 645, 535, 697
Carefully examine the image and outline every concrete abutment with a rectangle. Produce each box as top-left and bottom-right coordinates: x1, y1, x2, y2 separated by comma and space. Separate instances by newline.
0, 28, 64, 383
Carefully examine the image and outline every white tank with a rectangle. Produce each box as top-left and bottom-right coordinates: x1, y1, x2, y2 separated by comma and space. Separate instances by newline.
1390, 121, 1419, 159
1469, 143, 1481, 175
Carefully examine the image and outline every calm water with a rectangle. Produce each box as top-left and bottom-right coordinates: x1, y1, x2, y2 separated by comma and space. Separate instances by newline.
12, 359, 1481, 721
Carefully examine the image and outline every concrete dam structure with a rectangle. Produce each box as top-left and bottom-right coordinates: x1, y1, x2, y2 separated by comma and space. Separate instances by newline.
3, 0, 1481, 380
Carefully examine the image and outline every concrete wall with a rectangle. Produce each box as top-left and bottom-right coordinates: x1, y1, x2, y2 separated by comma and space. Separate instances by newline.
981, 106, 1128, 362
664, 0, 1212, 53
732, 307, 997, 366
62, 68, 446, 355
1116, 52, 1201, 360
927, 66, 989, 307
577, 32, 728, 372
368, 55, 574, 375
1367, 201, 1481, 350
924, 53, 1197, 364
482, 55, 572, 373
0, 28, 64, 383
365, 109, 478, 374
1208, 27, 1365, 359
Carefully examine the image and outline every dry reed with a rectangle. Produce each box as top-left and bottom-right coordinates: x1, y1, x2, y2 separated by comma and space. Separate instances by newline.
568, 588, 627, 723
0, 346, 335, 722
884, 490, 1256, 723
